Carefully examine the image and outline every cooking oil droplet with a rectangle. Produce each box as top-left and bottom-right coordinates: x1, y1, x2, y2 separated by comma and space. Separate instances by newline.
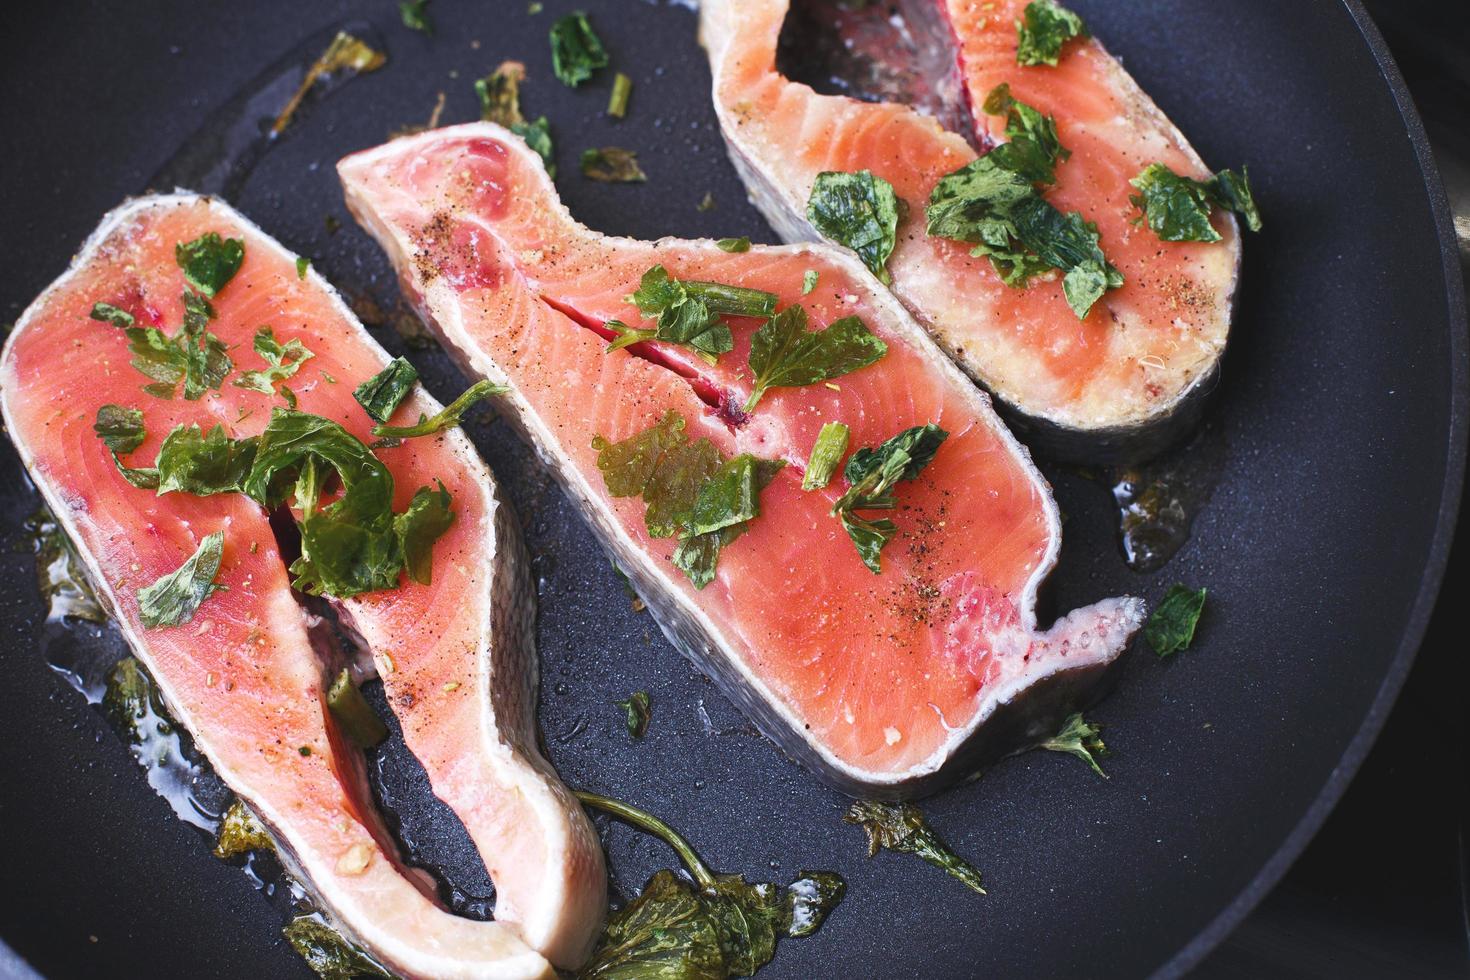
1104, 424, 1227, 572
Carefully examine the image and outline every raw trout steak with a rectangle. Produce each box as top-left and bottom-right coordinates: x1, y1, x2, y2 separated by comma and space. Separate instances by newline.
0, 194, 605, 976
701, 0, 1242, 461
339, 123, 1145, 797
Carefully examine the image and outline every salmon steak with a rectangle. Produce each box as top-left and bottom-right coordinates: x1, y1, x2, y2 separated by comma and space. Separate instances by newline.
701, 0, 1250, 461
338, 122, 1145, 798
0, 194, 606, 977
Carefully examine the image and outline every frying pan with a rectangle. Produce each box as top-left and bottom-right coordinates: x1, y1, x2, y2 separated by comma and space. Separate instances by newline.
0, 1, 1464, 977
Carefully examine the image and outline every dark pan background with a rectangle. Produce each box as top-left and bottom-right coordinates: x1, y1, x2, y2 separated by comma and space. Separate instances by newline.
0, 1, 1464, 978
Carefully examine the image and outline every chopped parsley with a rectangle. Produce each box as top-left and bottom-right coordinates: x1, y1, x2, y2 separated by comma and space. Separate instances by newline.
1015, 0, 1089, 67
581, 146, 646, 183
1129, 163, 1263, 242
806, 170, 900, 284
549, 12, 608, 87
618, 691, 651, 738
608, 71, 633, 118
845, 801, 985, 895
476, 61, 556, 178
114, 291, 233, 400
354, 356, 420, 423
370, 379, 507, 439
232, 326, 314, 400
137, 531, 226, 629
296, 256, 310, 279
1144, 583, 1206, 656
593, 412, 783, 589
801, 422, 849, 491
609, 265, 777, 364
801, 269, 819, 295
744, 305, 887, 412
927, 85, 1121, 319
155, 423, 258, 496
399, 0, 432, 35
89, 302, 134, 327
1041, 712, 1108, 777
175, 232, 245, 298
830, 424, 947, 572
93, 404, 146, 455
716, 236, 751, 253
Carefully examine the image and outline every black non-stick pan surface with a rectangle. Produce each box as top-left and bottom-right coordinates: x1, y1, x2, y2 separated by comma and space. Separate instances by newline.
0, 2, 1464, 977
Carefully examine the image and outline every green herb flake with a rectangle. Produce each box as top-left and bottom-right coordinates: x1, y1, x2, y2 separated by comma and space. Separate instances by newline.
581, 146, 646, 183
593, 412, 782, 589
801, 422, 849, 491
1041, 712, 1108, 777
327, 668, 389, 748
528, 1, 542, 12
618, 691, 651, 738
296, 256, 310, 279
515, 117, 557, 178
283, 916, 392, 980
576, 792, 846, 979
926, 95, 1122, 320
137, 531, 226, 629
744, 305, 887, 412
395, 481, 456, 584
550, 11, 609, 88
716, 236, 751, 253
174, 233, 245, 298
371, 379, 507, 439
93, 404, 146, 454
806, 170, 900, 284
233, 326, 314, 397
831, 424, 947, 573
1129, 163, 1263, 242
155, 423, 258, 496
399, 0, 432, 35
90, 302, 135, 327
353, 356, 420, 422
214, 800, 275, 859
845, 800, 985, 895
801, 269, 819, 295
608, 71, 633, 118
1015, 0, 1089, 67
630, 265, 778, 320
477, 61, 527, 126
1144, 583, 1207, 656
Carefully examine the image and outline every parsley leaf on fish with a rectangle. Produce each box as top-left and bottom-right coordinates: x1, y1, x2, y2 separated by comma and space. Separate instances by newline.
618, 691, 651, 739
370, 379, 507, 438
801, 269, 819, 295
399, 0, 432, 35
354, 356, 420, 423
716, 236, 751, 253
806, 170, 901, 284
581, 146, 646, 183
576, 792, 845, 979
395, 481, 456, 585
94, 405, 160, 489
213, 801, 274, 860
1129, 163, 1263, 241
101, 291, 234, 400
296, 256, 310, 279
327, 668, 389, 749
593, 412, 783, 589
801, 422, 849, 491
550, 12, 609, 87
89, 302, 134, 327
233, 326, 314, 400
93, 404, 146, 454
1144, 583, 1207, 656
137, 531, 226, 629
830, 424, 947, 573
845, 801, 985, 895
156, 424, 258, 496
745, 305, 887, 412
927, 86, 1121, 319
174, 232, 245, 298
1041, 712, 1108, 777
1015, 0, 1089, 67
630, 265, 778, 320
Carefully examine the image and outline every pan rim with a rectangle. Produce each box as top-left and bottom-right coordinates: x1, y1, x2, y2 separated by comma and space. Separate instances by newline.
1155, 1, 1469, 976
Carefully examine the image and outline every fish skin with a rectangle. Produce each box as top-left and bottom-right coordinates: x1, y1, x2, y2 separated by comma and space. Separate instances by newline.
699, 0, 1241, 463
0, 193, 605, 977
338, 123, 1145, 798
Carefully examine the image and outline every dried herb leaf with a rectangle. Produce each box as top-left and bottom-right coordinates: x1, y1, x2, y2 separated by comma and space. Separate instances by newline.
550, 11, 609, 87
1144, 583, 1207, 656
1041, 712, 1108, 777
845, 801, 985, 894
582, 147, 646, 183
619, 691, 652, 738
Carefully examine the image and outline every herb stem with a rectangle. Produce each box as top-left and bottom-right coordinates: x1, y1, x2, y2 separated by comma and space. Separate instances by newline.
682, 280, 778, 318
370, 379, 507, 438
575, 791, 717, 890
